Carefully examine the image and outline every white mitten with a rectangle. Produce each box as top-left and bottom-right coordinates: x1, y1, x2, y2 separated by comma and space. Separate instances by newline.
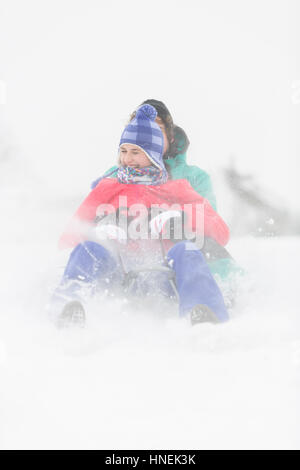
149, 210, 182, 237
95, 224, 127, 244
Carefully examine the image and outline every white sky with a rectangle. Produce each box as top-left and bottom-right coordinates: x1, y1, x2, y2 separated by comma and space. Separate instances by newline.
0, 4, 300, 449
0, 0, 299, 207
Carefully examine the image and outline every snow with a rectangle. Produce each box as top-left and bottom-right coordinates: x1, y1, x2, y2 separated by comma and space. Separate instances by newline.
0, 195, 299, 449
1, 0, 299, 451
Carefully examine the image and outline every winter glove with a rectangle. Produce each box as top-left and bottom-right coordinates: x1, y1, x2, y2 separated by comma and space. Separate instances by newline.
149, 210, 184, 241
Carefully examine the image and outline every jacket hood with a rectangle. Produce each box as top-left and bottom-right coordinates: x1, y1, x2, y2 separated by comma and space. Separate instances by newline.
174, 126, 190, 154
164, 125, 190, 164
164, 126, 190, 168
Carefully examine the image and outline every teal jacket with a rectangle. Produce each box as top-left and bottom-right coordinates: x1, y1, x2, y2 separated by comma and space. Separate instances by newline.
165, 126, 216, 210
164, 154, 217, 211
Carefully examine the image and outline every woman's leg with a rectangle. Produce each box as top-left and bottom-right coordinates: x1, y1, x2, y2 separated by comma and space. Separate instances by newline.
50, 241, 121, 316
167, 241, 229, 322
62, 241, 119, 285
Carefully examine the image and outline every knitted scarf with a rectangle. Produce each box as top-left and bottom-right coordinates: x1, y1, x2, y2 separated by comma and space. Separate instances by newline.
117, 166, 168, 185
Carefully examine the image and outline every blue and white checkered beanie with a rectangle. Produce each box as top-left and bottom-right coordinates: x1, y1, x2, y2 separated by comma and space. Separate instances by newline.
119, 104, 166, 173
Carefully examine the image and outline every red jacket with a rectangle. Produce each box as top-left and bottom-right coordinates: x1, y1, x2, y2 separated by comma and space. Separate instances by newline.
59, 178, 229, 249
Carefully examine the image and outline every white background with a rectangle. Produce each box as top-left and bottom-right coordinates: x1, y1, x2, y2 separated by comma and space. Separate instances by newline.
1, 0, 300, 205
0, 0, 299, 450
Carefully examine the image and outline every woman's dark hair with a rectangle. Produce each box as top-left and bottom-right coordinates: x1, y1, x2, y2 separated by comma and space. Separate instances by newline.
128, 99, 189, 159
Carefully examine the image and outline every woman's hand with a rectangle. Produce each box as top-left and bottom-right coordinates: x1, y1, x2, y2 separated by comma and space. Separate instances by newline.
149, 210, 183, 239
95, 224, 127, 244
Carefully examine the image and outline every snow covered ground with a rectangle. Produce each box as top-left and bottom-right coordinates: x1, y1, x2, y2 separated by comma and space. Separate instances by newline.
0, 194, 299, 450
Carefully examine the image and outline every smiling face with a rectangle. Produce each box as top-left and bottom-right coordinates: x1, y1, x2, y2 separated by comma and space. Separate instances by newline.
119, 144, 152, 168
